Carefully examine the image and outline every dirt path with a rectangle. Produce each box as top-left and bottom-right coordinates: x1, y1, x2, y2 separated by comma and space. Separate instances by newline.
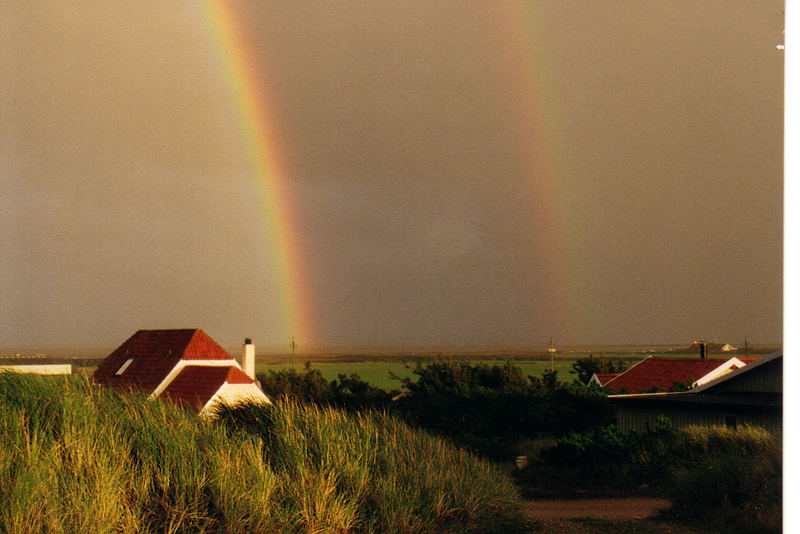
525, 497, 672, 520
524, 498, 714, 533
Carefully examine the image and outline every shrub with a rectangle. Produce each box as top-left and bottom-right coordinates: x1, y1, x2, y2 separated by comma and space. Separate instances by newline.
394, 361, 615, 458
256, 362, 395, 410
258, 360, 617, 460
525, 422, 674, 491
571, 356, 630, 384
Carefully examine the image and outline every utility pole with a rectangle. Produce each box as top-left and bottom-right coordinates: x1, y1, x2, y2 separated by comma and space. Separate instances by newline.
291, 336, 296, 370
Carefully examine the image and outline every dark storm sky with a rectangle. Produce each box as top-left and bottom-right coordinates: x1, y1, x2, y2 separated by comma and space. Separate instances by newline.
0, 1, 783, 351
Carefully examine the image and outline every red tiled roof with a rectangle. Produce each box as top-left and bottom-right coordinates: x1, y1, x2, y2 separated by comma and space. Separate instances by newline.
92, 329, 234, 394
603, 358, 742, 394
595, 373, 621, 386
161, 365, 253, 411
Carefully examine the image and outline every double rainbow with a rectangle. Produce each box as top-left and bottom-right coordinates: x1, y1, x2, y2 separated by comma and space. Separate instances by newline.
202, 2, 580, 347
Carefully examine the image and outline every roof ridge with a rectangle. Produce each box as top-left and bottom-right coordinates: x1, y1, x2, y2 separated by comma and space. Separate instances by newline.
180, 328, 202, 357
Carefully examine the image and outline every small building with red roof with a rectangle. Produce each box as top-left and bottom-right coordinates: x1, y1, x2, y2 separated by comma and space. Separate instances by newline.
609, 352, 780, 433
601, 356, 751, 394
93, 329, 269, 416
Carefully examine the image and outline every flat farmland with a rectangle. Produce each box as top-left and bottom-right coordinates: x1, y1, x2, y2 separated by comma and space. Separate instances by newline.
253, 350, 766, 391
255, 353, 657, 391
256, 360, 578, 390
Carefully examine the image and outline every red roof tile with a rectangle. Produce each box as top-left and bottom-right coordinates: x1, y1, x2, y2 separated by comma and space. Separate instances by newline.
93, 329, 234, 394
161, 365, 254, 411
595, 373, 621, 386
603, 358, 743, 394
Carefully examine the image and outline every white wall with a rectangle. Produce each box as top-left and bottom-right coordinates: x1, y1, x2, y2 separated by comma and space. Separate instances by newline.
0, 364, 72, 375
201, 382, 270, 417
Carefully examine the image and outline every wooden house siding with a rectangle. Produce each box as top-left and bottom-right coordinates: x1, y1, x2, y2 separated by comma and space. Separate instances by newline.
709, 361, 781, 394
616, 402, 781, 435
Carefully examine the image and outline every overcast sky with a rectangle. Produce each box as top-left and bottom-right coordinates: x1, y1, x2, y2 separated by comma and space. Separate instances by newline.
1, 1, 783, 352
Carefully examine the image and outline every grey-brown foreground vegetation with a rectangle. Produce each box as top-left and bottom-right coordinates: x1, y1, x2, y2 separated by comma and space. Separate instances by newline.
516, 419, 781, 533
0, 360, 781, 534
0, 372, 529, 533
259, 359, 781, 533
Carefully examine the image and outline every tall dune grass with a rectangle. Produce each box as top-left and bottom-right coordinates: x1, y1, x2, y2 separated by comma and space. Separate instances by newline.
665, 425, 781, 533
0, 373, 528, 533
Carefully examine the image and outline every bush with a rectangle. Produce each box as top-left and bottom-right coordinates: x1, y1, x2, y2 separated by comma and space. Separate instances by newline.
571, 356, 631, 384
523, 417, 675, 492
256, 362, 395, 410
258, 360, 617, 460
394, 361, 615, 458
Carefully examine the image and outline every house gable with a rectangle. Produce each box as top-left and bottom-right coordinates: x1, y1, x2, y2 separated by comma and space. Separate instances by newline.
202, 382, 271, 416
691, 352, 781, 395
588, 372, 620, 386
162, 365, 267, 415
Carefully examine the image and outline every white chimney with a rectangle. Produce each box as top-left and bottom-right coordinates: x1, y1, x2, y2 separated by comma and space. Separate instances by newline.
242, 338, 255, 379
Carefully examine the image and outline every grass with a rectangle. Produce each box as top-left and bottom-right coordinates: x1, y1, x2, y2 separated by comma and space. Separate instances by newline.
664, 425, 782, 533
0, 372, 530, 533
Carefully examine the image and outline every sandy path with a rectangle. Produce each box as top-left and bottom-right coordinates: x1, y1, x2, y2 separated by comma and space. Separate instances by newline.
525, 497, 672, 520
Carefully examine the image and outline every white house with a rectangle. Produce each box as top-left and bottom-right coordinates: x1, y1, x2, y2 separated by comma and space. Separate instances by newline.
92, 329, 269, 416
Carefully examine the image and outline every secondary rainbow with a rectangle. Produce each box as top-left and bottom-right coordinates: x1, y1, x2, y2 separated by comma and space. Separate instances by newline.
202, 1, 313, 348
490, 4, 583, 342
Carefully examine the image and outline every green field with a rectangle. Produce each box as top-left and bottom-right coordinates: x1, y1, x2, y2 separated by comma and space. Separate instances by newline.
258, 359, 584, 390
254, 351, 762, 391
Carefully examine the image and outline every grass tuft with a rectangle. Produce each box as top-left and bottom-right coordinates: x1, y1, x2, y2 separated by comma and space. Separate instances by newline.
0, 372, 528, 533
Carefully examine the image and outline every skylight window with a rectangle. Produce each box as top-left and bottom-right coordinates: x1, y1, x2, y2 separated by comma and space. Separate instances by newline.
115, 358, 135, 375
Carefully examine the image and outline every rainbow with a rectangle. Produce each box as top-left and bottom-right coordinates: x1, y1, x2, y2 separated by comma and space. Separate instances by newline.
201, 2, 584, 347
489, 4, 582, 342
202, 1, 313, 348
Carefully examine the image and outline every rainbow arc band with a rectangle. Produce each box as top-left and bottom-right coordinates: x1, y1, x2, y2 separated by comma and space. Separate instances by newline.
203, 1, 313, 347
